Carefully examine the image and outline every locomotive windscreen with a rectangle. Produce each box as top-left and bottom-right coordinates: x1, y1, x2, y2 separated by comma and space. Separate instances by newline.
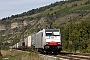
53, 30, 60, 36
45, 29, 60, 36
46, 33, 52, 36
45, 30, 52, 36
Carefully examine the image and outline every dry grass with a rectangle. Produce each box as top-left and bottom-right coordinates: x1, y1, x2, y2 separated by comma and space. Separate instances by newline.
1, 49, 43, 60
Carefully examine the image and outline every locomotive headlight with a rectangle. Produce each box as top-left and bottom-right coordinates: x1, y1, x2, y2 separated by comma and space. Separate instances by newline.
57, 42, 60, 45
46, 42, 49, 45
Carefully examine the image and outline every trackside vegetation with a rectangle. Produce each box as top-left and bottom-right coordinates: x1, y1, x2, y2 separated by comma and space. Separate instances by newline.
61, 20, 90, 53
1, 50, 43, 60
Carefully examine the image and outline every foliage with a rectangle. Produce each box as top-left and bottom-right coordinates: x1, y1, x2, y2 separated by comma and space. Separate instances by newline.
0, 51, 2, 56
70, 4, 90, 11
61, 20, 90, 53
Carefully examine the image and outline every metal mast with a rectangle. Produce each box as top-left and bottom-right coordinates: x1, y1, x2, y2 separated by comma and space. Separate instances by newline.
21, 17, 25, 50
69, 17, 72, 52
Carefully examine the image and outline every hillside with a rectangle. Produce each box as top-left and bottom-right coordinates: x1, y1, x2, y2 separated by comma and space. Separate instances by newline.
0, 0, 90, 52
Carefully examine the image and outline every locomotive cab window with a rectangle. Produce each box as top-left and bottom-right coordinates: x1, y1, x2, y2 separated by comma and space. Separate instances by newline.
45, 29, 60, 36
46, 32, 52, 36
45, 30, 52, 36
53, 30, 60, 36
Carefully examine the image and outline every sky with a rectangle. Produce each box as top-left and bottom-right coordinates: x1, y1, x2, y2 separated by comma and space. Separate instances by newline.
0, 0, 62, 19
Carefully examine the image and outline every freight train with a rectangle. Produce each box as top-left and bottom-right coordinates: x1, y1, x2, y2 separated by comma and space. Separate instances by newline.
11, 29, 62, 54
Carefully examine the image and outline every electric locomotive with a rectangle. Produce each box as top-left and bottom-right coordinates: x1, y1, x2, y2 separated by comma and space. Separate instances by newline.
33, 29, 62, 54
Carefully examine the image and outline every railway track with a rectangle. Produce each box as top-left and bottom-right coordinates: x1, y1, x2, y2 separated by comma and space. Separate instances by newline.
38, 52, 90, 60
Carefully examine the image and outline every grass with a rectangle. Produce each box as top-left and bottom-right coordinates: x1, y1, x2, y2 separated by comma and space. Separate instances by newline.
70, 4, 90, 11
1, 49, 43, 60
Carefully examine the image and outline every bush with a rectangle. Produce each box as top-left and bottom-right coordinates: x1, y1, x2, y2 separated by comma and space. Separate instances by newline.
0, 51, 2, 56
0, 51, 2, 60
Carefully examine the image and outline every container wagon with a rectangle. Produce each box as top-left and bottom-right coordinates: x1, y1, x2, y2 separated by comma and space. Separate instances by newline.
24, 36, 32, 50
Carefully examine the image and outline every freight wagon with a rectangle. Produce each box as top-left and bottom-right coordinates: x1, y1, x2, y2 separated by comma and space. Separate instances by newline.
24, 36, 32, 50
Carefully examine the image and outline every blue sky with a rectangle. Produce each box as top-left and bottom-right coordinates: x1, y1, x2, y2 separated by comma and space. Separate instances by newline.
0, 0, 62, 19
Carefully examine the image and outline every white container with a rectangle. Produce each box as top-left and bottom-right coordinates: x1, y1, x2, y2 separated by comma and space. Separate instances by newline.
24, 36, 31, 47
